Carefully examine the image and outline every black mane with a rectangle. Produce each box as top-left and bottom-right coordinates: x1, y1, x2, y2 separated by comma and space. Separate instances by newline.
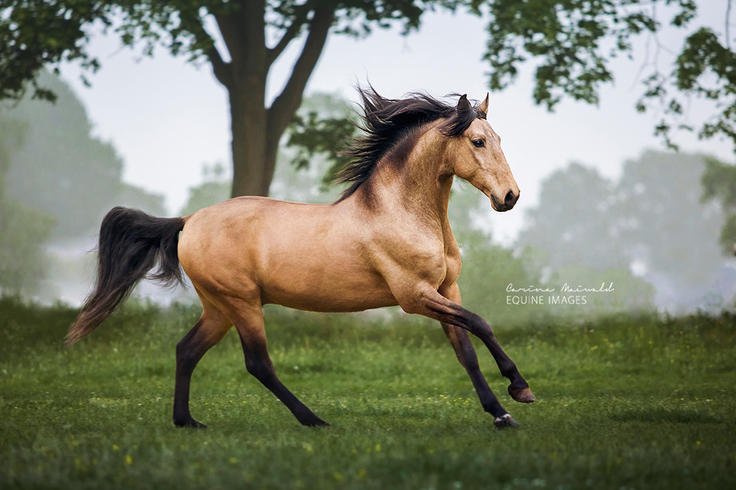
335, 87, 484, 202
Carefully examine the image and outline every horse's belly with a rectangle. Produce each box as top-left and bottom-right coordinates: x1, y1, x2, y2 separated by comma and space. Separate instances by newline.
259, 263, 397, 312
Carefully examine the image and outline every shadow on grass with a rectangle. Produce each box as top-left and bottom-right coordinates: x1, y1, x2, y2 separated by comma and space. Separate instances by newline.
609, 408, 721, 424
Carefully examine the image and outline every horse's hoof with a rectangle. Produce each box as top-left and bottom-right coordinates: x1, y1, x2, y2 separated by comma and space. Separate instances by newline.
174, 418, 207, 429
509, 386, 536, 403
494, 414, 520, 429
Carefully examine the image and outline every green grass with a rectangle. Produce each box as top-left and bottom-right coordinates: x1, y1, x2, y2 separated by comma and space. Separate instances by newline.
1, 297, 735, 489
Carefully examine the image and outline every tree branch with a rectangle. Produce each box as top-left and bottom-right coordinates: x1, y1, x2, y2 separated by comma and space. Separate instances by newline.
215, 1, 266, 80
267, 7, 309, 67
208, 44, 232, 87
727, 0, 733, 50
181, 10, 232, 87
214, 13, 243, 63
268, 6, 334, 141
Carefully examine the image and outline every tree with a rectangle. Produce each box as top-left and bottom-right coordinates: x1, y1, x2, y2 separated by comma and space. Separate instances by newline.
701, 158, 736, 254
516, 163, 626, 271
0, 114, 54, 296
180, 94, 347, 215
517, 151, 730, 311
2, 70, 165, 239
484, 0, 736, 151
1, 1, 733, 199
615, 151, 725, 309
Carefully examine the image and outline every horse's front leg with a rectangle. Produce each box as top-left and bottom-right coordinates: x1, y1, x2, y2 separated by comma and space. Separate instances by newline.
437, 283, 516, 427
403, 284, 535, 417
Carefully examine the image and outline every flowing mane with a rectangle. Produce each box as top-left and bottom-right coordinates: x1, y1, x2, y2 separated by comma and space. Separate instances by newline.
335, 87, 486, 202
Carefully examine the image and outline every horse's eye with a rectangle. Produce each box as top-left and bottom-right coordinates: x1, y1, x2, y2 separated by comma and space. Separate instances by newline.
472, 138, 485, 148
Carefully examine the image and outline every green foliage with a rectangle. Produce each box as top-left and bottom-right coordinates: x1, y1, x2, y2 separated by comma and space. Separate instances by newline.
286, 92, 357, 187
0, 0, 445, 102
701, 156, 736, 253
1, 298, 735, 489
484, 0, 735, 150
2, 71, 165, 239
702, 157, 736, 209
0, 0, 112, 101
672, 27, 736, 145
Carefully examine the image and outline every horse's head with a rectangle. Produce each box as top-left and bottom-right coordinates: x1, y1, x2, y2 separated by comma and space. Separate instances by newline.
445, 94, 519, 212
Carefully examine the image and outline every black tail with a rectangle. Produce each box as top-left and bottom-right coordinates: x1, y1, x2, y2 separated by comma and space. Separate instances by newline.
66, 207, 185, 345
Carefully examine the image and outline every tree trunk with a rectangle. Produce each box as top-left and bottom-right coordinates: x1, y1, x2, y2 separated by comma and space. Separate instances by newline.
218, 2, 333, 198
229, 85, 274, 197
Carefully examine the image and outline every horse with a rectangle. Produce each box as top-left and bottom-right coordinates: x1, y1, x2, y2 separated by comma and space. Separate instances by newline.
66, 88, 535, 429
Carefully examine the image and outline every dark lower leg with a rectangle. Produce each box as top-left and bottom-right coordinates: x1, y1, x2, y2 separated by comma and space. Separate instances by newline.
467, 316, 535, 402
483, 335, 528, 389
173, 319, 221, 427
241, 339, 327, 427
442, 324, 507, 418
429, 302, 534, 402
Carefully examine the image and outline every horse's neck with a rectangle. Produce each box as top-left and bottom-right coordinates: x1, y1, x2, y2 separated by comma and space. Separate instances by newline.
368, 130, 453, 224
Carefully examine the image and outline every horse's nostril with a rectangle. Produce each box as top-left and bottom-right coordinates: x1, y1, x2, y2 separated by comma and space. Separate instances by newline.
504, 190, 516, 206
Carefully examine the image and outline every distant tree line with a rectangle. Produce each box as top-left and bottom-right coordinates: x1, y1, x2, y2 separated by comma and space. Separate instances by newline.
1, 77, 732, 318
0, 72, 165, 297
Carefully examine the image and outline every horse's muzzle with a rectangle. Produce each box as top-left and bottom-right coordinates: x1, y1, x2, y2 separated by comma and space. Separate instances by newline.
491, 189, 520, 212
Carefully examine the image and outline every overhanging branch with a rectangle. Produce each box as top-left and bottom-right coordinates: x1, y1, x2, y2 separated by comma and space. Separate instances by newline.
267, 7, 310, 67
268, 6, 334, 141
207, 44, 232, 87
183, 11, 232, 87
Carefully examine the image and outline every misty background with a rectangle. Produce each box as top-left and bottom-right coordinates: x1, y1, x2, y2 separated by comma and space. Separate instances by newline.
1, 4, 734, 324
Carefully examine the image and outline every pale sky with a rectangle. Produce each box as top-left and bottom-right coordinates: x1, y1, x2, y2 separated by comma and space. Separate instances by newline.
59, 2, 733, 244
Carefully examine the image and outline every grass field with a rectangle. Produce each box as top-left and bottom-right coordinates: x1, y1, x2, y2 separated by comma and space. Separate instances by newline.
1, 297, 735, 489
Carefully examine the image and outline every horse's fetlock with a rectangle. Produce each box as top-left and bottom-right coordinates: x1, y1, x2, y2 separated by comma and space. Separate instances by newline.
501, 363, 519, 380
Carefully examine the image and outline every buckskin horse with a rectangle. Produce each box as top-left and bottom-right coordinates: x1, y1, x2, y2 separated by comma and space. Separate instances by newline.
66, 88, 535, 429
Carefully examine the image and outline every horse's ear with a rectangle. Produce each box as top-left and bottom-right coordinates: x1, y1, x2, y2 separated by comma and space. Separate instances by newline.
457, 94, 472, 113
478, 93, 489, 118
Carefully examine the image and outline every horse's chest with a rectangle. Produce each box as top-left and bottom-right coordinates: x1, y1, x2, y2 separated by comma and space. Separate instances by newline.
382, 238, 449, 288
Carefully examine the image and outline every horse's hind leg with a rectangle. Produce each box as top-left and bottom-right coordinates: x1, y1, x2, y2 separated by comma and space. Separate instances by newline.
173, 296, 231, 428
225, 299, 328, 427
